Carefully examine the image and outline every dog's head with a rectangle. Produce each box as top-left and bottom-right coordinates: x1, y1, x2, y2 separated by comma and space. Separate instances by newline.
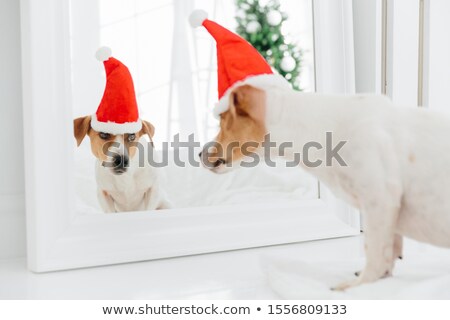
200, 85, 267, 173
73, 116, 155, 175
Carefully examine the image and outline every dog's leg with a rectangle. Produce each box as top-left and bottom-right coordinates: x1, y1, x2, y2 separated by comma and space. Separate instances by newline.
142, 185, 172, 210
333, 130, 403, 289
97, 189, 116, 213
333, 203, 400, 291
157, 199, 172, 210
354, 233, 403, 277
143, 187, 163, 211
363, 208, 400, 279
394, 233, 403, 260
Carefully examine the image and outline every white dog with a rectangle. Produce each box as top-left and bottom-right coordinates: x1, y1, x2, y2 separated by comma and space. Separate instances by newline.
74, 116, 171, 213
200, 84, 450, 290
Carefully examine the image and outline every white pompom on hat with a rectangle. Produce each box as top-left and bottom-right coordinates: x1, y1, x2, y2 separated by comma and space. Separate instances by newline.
95, 46, 112, 62
188, 9, 208, 28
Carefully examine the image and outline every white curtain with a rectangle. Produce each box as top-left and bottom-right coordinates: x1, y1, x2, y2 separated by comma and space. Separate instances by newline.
69, 0, 315, 145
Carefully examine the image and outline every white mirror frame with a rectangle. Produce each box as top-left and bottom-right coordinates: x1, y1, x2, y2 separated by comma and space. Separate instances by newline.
21, 0, 359, 272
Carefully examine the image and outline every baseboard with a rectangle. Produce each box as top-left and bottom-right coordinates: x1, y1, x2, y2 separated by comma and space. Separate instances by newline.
0, 193, 26, 259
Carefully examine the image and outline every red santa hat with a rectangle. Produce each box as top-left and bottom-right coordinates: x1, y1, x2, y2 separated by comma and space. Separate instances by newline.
91, 47, 142, 135
189, 10, 290, 117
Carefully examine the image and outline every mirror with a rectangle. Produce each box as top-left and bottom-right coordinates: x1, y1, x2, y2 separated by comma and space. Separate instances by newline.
71, 0, 318, 213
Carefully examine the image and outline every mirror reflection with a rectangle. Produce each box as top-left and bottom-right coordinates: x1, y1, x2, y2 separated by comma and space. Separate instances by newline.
72, 0, 318, 213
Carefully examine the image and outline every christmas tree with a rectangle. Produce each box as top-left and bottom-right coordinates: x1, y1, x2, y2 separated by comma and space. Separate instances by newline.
235, 0, 302, 90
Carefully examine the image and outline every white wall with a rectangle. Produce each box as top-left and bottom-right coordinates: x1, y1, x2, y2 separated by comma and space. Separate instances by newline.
427, 0, 450, 111
352, 0, 423, 107
0, 0, 26, 259
388, 0, 420, 106
352, 0, 381, 94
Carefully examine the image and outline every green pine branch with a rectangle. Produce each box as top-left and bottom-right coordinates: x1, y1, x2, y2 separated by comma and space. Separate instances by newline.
235, 0, 303, 90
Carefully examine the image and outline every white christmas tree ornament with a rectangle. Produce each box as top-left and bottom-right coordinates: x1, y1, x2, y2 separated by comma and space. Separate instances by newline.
267, 10, 282, 26
280, 55, 296, 72
246, 21, 261, 33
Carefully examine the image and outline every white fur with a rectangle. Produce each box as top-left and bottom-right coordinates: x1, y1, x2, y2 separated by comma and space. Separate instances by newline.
90, 113, 142, 135
95, 136, 171, 213
260, 88, 450, 290
95, 46, 112, 62
213, 73, 290, 118
189, 9, 208, 28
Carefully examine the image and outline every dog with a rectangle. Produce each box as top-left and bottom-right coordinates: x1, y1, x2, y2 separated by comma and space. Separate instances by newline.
74, 116, 171, 213
199, 84, 450, 290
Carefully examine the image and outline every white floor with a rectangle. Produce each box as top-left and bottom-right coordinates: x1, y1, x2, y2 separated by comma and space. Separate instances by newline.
0, 235, 448, 299
0, 236, 364, 299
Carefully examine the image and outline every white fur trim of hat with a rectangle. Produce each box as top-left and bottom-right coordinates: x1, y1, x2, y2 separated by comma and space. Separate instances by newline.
90, 114, 142, 135
213, 73, 291, 118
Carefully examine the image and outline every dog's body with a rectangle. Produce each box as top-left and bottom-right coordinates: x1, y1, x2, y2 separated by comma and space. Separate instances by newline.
201, 85, 450, 289
95, 137, 170, 213
266, 89, 450, 246
74, 116, 170, 213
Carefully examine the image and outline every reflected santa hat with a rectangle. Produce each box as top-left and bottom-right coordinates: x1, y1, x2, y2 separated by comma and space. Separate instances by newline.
189, 10, 290, 117
91, 46, 142, 134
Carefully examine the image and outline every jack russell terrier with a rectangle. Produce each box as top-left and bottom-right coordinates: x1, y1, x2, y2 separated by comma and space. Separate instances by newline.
201, 84, 450, 290
74, 116, 171, 213
190, 10, 450, 290
73, 47, 170, 213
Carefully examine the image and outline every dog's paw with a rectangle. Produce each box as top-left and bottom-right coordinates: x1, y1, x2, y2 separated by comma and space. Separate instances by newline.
336, 268, 393, 291
331, 278, 361, 291
355, 269, 392, 277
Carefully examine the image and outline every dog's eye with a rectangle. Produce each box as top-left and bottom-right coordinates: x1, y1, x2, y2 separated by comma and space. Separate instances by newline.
99, 132, 110, 140
127, 134, 136, 142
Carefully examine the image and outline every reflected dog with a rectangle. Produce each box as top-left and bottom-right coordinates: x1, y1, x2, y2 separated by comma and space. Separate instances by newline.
74, 116, 171, 213
73, 47, 170, 213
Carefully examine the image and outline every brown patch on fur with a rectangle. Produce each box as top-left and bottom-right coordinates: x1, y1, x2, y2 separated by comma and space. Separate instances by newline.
73, 116, 91, 146
140, 120, 155, 139
86, 128, 116, 161
102, 190, 108, 197
73, 116, 156, 161
126, 120, 155, 158
408, 153, 416, 163
207, 85, 267, 164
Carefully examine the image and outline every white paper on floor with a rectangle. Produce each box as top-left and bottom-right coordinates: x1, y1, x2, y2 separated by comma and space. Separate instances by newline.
263, 251, 450, 299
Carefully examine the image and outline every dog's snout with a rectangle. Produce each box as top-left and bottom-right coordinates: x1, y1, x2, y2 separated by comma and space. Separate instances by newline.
112, 154, 129, 174
113, 155, 128, 167
113, 155, 120, 167
199, 143, 227, 171
212, 158, 226, 168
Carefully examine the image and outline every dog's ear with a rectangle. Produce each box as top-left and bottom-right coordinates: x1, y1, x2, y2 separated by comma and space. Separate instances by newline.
141, 120, 155, 139
73, 116, 91, 147
229, 85, 265, 121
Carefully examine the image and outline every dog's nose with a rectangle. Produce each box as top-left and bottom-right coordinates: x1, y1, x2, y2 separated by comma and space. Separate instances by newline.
212, 158, 226, 168
198, 151, 202, 158
112, 155, 129, 171
124, 156, 129, 167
